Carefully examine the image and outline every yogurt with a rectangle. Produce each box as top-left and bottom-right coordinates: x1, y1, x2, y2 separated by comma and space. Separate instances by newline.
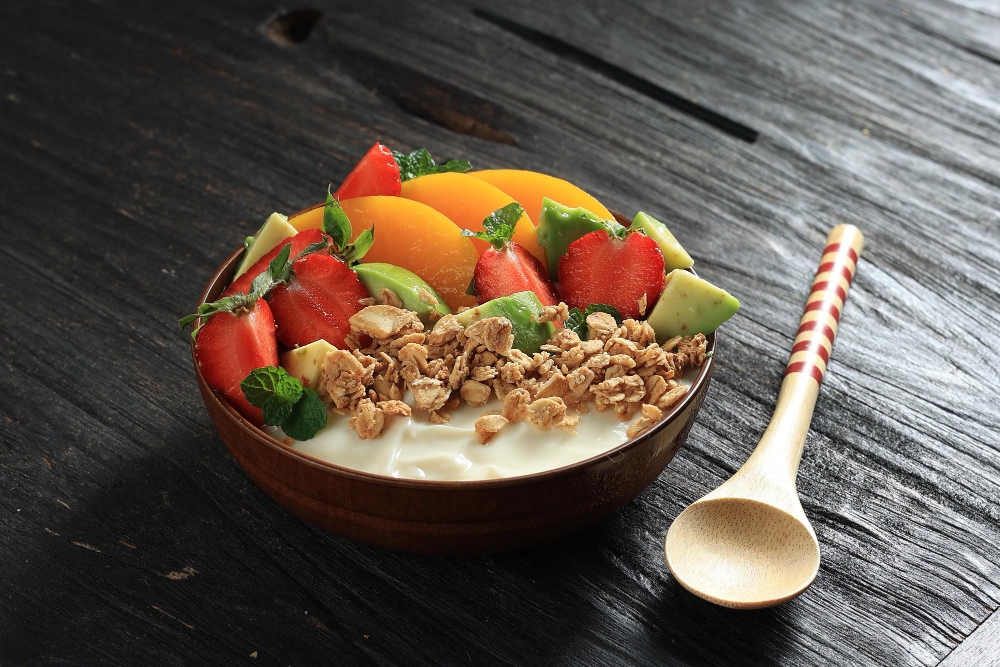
284, 375, 693, 482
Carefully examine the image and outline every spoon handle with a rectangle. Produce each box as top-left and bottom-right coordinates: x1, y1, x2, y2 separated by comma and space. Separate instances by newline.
784, 225, 865, 385
739, 225, 865, 485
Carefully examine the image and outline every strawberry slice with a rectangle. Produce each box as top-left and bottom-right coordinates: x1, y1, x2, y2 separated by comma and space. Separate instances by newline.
194, 299, 278, 427
268, 252, 370, 348
558, 229, 665, 319
334, 142, 401, 200
224, 229, 325, 298
465, 203, 559, 306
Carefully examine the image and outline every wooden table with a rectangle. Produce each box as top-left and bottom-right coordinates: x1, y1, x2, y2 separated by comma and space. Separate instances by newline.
2, 1, 998, 664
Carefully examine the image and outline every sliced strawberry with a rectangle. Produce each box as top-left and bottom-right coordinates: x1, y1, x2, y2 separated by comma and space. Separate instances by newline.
558, 230, 665, 319
334, 142, 401, 200
194, 299, 278, 427
224, 229, 325, 297
268, 252, 370, 348
465, 203, 559, 306
475, 242, 558, 306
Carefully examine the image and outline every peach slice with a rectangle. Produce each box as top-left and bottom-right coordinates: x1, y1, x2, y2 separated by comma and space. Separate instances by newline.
472, 169, 614, 226
289, 196, 478, 310
399, 172, 546, 268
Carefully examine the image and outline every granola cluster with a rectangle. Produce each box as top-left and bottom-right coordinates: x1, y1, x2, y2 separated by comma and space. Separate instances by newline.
314, 303, 707, 443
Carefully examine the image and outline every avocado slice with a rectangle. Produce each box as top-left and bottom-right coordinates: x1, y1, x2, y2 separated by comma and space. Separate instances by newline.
630, 212, 694, 271
455, 291, 555, 355
537, 198, 624, 280
647, 270, 739, 342
354, 263, 452, 325
281, 339, 337, 390
234, 213, 297, 279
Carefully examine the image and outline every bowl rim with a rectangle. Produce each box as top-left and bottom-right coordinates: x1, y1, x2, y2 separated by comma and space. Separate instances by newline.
191, 205, 717, 489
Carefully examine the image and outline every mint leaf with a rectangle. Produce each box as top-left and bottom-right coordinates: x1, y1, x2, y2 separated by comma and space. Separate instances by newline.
585, 303, 622, 323
323, 185, 352, 251
565, 308, 587, 338
240, 367, 326, 440
240, 366, 302, 407
281, 388, 328, 440
461, 202, 523, 250
565, 303, 623, 339
262, 394, 296, 426
342, 226, 374, 266
392, 148, 471, 182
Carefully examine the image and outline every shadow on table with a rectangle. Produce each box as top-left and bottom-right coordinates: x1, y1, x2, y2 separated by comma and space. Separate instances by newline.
3, 423, 796, 667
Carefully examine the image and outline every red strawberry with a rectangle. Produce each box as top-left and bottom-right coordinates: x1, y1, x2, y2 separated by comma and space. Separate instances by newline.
224, 229, 325, 298
334, 142, 401, 200
268, 252, 370, 348
194, 299, 278, 427
558, 230, 665, 319
466, 203, 559, 306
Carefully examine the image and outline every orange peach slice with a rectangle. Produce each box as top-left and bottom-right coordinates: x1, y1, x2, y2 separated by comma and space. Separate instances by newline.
399, 172, 546, 268
289, 196, 478, 310
472, 169, 614, 226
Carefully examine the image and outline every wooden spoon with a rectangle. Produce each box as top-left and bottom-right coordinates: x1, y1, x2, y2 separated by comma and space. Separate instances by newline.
665, 225, 864, 609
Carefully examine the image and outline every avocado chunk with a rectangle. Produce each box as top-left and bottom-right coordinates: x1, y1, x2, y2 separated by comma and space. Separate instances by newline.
234, 213, 297, 279
281, 339, 337, 390
455, 291, 555, 355
354, 263, 452, 325
647, 270, 739, 342
537, 198, 624, 279
630, 212, 694, 271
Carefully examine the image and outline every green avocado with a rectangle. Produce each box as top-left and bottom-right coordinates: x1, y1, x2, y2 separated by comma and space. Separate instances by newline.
647, 269, 740, 342
537, 198, 624, 279
455, 291, 555, 355
354, 263, 452, 325
630, 212, 694, 271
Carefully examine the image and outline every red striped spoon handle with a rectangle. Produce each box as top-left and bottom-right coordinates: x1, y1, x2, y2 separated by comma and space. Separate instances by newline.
785, 225, 865, 385
741, 225, 864, 481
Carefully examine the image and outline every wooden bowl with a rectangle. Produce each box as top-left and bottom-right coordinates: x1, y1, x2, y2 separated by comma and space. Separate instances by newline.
191, 210, 716, 554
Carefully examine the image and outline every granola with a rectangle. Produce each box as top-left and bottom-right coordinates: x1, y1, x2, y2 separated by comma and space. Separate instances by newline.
312, 304, 707, 442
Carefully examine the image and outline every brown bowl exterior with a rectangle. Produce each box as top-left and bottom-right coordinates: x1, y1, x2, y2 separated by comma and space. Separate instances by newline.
192, 212, 716, 555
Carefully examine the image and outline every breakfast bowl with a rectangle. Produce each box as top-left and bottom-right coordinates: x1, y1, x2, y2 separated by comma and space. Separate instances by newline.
191, 205, 717, 555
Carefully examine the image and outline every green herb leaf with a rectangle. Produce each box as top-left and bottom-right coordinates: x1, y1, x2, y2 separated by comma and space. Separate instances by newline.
262, 394, 296, 426
565, 308, 587, 338
392, 148, 472, 181
239, 367, 326, 440
281, 388, 328, 440
240, 366, 303, 408
461, 203, 524, 250
342, 226, 375, 266
323, 185, 352, 251
564, 303, 623, 339
585, 303, 622, 322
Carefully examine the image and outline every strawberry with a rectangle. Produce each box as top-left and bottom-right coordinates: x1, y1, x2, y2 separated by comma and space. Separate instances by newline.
224, 228, 325, 298
194, 298, 278, 427
334, 142, 401, 200
464, 203, 559, 306
558, 228, 665, 319
268, 252, 370, 348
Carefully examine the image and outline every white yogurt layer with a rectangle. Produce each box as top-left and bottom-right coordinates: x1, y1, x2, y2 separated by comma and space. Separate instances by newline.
282, 374, 693, 482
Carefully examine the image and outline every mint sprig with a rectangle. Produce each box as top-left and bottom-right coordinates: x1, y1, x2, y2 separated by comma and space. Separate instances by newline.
240, 366, 328, 440
392, 148, 471, 182
565, 303, 623, 338
323, 186, 374, 265
461, 202, 524, 250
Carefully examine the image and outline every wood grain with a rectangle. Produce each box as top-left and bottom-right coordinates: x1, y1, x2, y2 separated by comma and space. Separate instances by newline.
1, 0, 998, 665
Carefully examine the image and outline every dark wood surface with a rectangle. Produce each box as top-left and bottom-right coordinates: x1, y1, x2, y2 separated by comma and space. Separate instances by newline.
1, 0, 998, 664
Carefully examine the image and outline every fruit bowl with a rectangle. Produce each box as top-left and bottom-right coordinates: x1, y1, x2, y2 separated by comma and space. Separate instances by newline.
192, 209, 717, 555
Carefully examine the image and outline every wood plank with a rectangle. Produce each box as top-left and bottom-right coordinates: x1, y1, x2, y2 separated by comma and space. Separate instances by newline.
938, 607, 1000, 666
0, 0, 998, 665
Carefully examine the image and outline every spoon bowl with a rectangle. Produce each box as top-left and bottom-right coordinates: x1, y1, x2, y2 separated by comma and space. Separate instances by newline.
666, 497, 820, 608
